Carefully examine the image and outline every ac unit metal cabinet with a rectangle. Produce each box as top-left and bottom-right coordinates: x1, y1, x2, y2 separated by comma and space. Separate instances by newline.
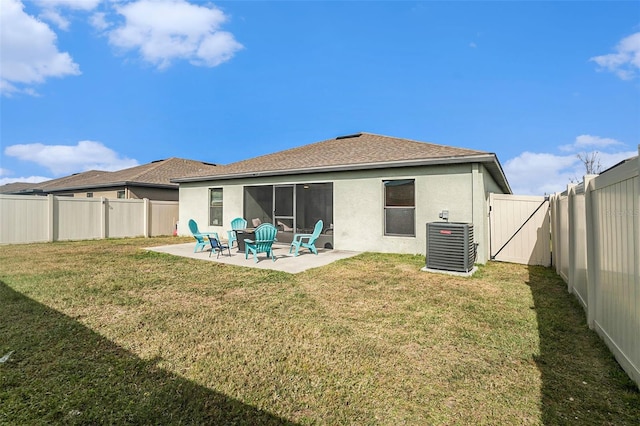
426, 222, 475, 273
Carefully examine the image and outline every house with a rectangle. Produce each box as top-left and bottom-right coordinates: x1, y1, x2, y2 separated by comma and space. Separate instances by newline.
174, 133, 511, 263
0, 182, 37, 194
0, 158, 218, 201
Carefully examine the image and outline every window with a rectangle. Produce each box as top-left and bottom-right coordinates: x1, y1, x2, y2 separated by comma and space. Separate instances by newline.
384, 179, 415, 236
86, 192, 93, 198
117, 190, 125, 199
209, 188, 223, 226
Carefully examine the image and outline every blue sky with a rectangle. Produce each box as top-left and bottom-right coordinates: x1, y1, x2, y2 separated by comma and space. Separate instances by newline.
1, 0, 639, 195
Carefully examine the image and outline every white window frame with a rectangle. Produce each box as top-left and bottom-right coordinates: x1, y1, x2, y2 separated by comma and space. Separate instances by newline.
209, 188, 223, 226
383, 179, 415, 237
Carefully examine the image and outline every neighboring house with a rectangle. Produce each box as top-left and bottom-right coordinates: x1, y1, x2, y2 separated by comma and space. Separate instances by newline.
0, 158, 218, 201
174, 132, 511, 263
0, 182, 37, 194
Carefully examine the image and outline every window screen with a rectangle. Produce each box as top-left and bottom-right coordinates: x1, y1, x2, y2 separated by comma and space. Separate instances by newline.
209, 188, 223, 226
384, 179, 415, 236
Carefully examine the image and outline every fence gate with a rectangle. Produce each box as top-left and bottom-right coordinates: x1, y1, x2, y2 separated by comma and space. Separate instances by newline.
489, 193, 551, 266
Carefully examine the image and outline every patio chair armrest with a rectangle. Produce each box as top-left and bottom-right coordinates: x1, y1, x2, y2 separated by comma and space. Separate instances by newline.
292, 233, 312, 242
244, 239, 254, 244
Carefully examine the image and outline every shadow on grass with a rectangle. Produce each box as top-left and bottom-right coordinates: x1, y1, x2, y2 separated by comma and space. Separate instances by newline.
526, 266, 640, 425
0, 281, 296, 425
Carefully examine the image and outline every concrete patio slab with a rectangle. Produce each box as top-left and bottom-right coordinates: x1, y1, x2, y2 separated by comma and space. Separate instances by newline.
146, 242, 360, 274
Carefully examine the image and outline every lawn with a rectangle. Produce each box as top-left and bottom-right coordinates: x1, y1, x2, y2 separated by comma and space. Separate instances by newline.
1, 237, 638, 425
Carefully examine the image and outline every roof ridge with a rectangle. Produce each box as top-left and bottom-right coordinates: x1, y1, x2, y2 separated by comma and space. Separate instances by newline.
219, 132, 487, 174
36, 170, 111, 189
172, 132, 509, 192
121, 158, 172, 181
357, 132, 488, 154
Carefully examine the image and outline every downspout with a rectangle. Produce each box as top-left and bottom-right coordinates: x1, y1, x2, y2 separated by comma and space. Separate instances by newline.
471, 163, 483, 263
471, 164, 475, 228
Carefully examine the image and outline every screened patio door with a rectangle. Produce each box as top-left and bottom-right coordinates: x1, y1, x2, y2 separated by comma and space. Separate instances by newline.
243, 183, 333, 248
274, 185, 295, 240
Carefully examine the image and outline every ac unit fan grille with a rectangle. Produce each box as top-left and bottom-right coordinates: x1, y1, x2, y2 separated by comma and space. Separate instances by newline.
426, 222, 474, 273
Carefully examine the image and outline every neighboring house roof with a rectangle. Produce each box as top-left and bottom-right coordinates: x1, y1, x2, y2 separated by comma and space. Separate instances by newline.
174, 132, 512, 193
0, 158, 218, 194
0, 182, 40, 194
35, 170, 111, 192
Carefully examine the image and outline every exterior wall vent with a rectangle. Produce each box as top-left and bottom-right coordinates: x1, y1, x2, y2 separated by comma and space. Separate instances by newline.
426, 222, 475, 273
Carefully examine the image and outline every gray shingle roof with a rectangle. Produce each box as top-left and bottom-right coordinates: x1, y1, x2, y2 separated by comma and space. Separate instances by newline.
0, 158, 218, 193
215, 132, 486, 175
174, 132, 511, 193
36, 170, 111, 191
0, 182, 39, 194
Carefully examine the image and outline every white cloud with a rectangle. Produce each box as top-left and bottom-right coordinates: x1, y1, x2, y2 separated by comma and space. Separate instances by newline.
38, 0, 102, 28
33, 0, 101, 10
90, 12, 110, 31
0, 166, 51, 185
505, 152, 578, 195
33, 0, 101, 30
0, 0, 81, 96
0, 175, 52, 185
590, 32, 640, 80
4, 140, 139, 176
504, 149, 637, 196
559, 134, 624, 152
38, 9, 71, 31
195, 31, 244, 67
107, 0, 243, 69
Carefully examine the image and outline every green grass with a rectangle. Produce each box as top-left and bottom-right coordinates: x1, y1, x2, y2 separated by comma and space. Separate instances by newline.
1, 237, 638, 425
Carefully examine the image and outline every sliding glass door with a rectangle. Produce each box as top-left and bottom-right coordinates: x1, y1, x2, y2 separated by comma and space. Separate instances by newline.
274, 185, 295, 236
243, 183, 333, 248
244, 185, 273, 226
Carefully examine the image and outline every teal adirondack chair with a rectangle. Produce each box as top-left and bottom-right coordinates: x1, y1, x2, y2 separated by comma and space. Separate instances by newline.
289, 220, 323, 256
188, 219, 216, 253
227, 217, 248, 248
245, 223, 278, 263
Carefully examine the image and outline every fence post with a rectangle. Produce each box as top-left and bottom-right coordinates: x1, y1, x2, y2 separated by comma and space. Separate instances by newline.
101, 198, 107, 239
584, 177, 597, 329
144, 198, 150, 238
567, 184, 577, 294
552, 193, 562, 274
48, 194, 55, 242
549, 194, 556, 268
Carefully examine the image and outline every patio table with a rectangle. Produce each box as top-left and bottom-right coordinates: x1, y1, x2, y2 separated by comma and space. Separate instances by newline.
235, 228, 256, 252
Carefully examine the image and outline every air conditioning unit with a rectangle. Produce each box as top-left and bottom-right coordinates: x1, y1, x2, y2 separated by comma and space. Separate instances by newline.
426, 222, 475, 273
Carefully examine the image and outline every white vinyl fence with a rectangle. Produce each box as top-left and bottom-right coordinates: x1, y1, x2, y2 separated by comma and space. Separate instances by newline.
550, 150, 639, 387
0, 195, 178, 244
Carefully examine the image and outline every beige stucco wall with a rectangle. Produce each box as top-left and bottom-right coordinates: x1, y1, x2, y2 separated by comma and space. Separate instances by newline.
178, 163, 507, 260
56, 189, 121, 199
53, 186, 177, 201
332, 165, 475, 255
129, 187, 178, 201
180, 175, 332, 238
477, 164, 504, 263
